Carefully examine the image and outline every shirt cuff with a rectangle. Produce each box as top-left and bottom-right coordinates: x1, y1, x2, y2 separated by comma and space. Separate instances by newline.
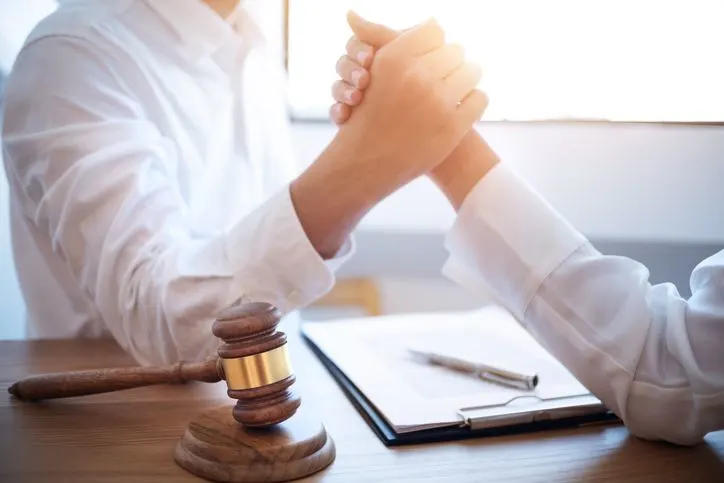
223, 186, 355, 313
442, 163, 587, 321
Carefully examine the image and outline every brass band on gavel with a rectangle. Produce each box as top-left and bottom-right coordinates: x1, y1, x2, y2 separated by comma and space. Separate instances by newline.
221, 344, 294, 391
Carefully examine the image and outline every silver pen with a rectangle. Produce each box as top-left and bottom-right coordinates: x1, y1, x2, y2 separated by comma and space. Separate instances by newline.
408, 349, 539, 391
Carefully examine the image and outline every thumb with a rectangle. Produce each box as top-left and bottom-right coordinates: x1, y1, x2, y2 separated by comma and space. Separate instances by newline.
347, 10, 399, 49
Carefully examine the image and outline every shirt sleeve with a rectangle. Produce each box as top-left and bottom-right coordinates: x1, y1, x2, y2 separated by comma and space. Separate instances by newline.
442, 162, 724, 446
1, 37, 352, 366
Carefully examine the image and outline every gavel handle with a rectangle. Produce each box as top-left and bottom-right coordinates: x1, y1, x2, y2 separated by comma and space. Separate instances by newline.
8, 357, 222, 401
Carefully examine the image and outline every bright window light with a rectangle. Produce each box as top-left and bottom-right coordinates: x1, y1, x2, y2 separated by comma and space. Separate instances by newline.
287, 0, 724, 122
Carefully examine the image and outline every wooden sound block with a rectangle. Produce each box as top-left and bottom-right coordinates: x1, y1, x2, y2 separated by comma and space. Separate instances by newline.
174, 405, 335, 482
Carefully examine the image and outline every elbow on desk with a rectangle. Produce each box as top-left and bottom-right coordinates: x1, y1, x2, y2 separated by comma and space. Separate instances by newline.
622, 385, 712, 447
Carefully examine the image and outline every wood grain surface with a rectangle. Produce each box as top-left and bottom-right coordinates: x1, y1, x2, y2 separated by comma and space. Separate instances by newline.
1, 320, 723, 483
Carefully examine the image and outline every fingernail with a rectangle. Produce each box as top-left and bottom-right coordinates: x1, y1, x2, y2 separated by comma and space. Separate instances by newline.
345, 89, 356, 102
356, 51, 369, 65
351, 70, 363, 86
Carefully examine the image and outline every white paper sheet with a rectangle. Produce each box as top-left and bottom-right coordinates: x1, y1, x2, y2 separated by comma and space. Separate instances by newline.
302, 306, 596, 433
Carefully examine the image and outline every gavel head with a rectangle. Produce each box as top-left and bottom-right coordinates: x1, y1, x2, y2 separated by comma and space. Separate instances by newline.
212, 302, 301, 428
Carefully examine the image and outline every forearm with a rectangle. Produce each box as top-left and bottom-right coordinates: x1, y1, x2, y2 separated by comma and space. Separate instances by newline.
429, 130, 500, 210
290, 130, 398, 259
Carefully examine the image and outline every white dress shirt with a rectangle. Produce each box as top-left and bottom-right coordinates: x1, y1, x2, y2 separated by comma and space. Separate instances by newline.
1, 0, 351, 366
443, 162, 724, 445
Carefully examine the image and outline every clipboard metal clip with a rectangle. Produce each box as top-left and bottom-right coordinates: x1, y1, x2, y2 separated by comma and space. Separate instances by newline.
456, 393, 606, 431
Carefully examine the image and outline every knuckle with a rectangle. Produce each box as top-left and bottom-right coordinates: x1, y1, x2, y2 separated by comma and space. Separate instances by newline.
330, 103, 346, 122
353, 68, 368, 87
437, 91, 455, 114
335, 55, 347, 74
475, 91, 490, 112
450, 44, 465, 62
345, 36, 357, 53
468, 62, 482, 77
407, 59, 432, 84
428, 83, 456, 113
400, 65, 420, 85
331, 80, 342, 96
468, 66, 483, 87
407, 68, 428, 89
451, 43, 464, 55
403, 68, 437, 104
359, 42, 373, 59
481, 90, 490, 106
329, 104, 339, 120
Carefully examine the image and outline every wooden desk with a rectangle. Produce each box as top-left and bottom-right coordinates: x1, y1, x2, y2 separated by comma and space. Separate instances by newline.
1, 326, 723, 483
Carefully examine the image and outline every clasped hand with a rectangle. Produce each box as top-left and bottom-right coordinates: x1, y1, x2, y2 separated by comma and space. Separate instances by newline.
329, 12, 487, 189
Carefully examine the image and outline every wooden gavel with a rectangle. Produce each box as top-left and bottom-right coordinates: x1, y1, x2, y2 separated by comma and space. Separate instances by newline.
8, 301, 301, 428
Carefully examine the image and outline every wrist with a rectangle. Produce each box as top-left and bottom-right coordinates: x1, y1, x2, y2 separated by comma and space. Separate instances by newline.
289, 132, 386, 259
429, 131, 500, 210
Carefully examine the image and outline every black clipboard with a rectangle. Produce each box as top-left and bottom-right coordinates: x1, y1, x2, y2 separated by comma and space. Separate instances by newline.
302, 330, 620, 446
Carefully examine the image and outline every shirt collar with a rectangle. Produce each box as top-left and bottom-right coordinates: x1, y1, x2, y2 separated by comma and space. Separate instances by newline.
144, 0, 242, 63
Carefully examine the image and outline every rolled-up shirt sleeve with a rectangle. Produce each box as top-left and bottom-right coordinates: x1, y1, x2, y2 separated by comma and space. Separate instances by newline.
442, 163, 724, 446
2, 38, 351, 366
